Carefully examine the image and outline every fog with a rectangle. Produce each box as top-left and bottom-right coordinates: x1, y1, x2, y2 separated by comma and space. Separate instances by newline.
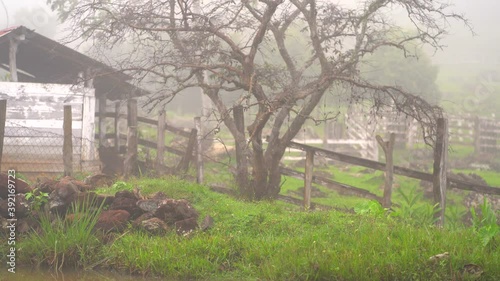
1, 0, 499, 114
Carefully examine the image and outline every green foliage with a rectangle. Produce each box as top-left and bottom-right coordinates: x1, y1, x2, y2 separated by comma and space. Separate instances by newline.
470, 199, 500, 248
390, 186, 439, 226
354, 200, 385, 217
19, 197, 104, 269
24, 190, 49, 212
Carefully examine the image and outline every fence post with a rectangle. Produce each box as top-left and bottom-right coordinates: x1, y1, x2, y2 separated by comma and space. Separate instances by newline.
0, 100, 6, 172
124, 99, 138, 178
114, 102, 121, 152
156, 110, 166, 173
194, 117, 203, 183
98, 98, 107, 145
376, 133, 395, 208
304, 149, 314, 210
432, 118, 448, 227
63, 105, 73, 176
473, 116, 481, 155
177, 128, 197, 173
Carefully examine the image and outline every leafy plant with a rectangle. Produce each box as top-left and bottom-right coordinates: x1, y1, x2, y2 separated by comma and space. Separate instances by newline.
25, 190, 49, 212
354, 200, 386, 217
470, 198, 500, 248
391, 186, 439, 226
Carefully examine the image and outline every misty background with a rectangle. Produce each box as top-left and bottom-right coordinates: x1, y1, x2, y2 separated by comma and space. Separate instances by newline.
1, 0, 499, 116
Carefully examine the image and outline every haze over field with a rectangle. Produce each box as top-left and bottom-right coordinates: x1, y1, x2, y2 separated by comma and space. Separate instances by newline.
1, 0, 499, 115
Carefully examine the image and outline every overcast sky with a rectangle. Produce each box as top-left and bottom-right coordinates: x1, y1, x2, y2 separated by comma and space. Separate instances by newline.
1, 0, 498, 65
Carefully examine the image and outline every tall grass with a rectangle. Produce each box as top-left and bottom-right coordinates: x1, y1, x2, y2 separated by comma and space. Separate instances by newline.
18, 197, 104, 269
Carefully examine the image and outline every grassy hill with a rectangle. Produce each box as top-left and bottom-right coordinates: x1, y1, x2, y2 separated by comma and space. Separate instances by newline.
5, 177, 498, 280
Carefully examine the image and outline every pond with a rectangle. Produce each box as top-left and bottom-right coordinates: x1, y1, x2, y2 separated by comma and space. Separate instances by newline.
2, 268, 165, 281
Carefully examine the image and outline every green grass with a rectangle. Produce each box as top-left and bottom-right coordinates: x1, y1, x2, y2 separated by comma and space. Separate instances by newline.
17, 197, 104, 269
3, 176, 499, 280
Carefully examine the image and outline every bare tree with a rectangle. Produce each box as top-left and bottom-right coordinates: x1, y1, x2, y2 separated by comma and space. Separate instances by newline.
49, 0, 468, 199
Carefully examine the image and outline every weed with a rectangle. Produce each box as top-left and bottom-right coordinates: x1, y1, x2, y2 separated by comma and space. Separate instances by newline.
470, 198, 500, 248
24, 190, 49, 212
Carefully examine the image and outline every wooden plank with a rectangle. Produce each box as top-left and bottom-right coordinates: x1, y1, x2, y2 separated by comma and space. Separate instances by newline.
98, 97, 107, 145
63, 105, 73, 176
114, 102, 121, 151
156, 110, 166, 171
304, 149, 314, 210
289, 141, 433, 182
195, 117, 203, 184
376, 133, 395, 208
137, 138, 185, 156
280, 167, 382, 202
5, 119, 83, 130
81, 89, 96, 161
176, 129, 197, 173
124, 99, 138, 178
0, 100, 6, 171
433, 118, 448, 227
9, 37, 19, 82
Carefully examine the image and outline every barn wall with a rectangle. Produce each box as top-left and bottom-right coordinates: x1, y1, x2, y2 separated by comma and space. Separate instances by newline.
0, 82, 97, 177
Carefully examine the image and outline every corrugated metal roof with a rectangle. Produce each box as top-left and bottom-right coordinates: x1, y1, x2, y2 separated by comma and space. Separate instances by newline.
0, 26, 19, 37
0, 26, 149, 100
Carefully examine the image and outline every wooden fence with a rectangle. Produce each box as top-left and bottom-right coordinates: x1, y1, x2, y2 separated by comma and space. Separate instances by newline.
282, 118, 500, 225
95, 99, 202, 180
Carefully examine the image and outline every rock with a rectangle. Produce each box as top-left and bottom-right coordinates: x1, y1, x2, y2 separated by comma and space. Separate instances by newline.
75, 192, 114, 209
0, 194, 30, 219
136, 199, 164, 213
175, 217, 198, 236
201, 215, 214, 231
84, 174, 115, 189
0, 173, 32, 199
109, 190, 143, 218
115, 190, 140, 200
132, 212, 156, 227
154, 199, 199, 225
140, 217, 169, 234
58, 176, 91, 192
150, 191, 169, 200
95, 210, 130, 232
33, 178, 59, 194
48, 180, 80, 214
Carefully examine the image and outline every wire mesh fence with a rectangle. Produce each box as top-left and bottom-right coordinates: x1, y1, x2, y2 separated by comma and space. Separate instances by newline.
1, 121, 100, 180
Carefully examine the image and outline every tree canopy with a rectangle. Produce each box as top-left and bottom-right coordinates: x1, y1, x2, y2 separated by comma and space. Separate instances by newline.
48, 0, 469, 199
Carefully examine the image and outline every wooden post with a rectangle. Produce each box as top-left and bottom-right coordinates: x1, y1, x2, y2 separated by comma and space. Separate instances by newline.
156, 110, 166, 173
376, 133, 395, 208
177, 128, 197, 173
98, 98, 107, 145
63, 105, 73, 176
81, 88, 96, 161
304, 149, 314, 210
432, 118, 448, 227
323, 120, 329, 149
0, 100, 7, 172
194, 117, 203, 184
124, 99, 138, 178
473, 116, 481, 155
9, 37, 19, 82
114, 102, 120, 152
233, 105, 248, 187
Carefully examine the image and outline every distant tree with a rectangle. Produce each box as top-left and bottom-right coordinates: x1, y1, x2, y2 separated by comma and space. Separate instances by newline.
361, 44, 441, 104
48, 0, 469, 199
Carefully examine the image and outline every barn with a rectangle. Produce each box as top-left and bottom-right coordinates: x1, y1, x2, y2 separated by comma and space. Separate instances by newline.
0, 26, 147, 178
